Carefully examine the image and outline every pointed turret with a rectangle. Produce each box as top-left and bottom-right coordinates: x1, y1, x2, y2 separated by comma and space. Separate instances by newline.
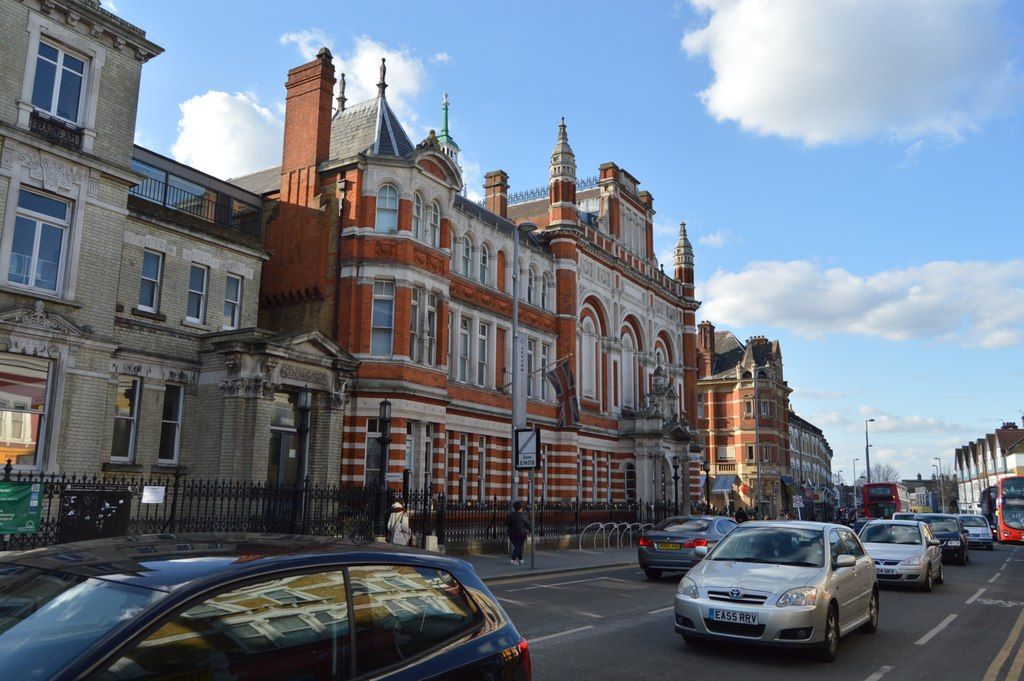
436, 92, 460, 165
548, 118, 578, 229
673, 220, 694, 281
549, 117, 577, 182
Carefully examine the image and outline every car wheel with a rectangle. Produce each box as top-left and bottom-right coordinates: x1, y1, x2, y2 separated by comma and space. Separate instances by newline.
817, 604, 840, 663
643, 568, 663, 580
861, 590, 879, 633
935, 562, 944, 585
921, 567, 933, 592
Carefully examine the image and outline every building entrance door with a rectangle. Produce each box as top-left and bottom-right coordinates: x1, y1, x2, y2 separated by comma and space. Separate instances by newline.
266, 393, 300, 530
267, 430, 300, 486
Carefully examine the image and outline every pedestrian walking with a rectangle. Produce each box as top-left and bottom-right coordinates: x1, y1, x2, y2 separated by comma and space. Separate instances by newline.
387, 501, 413, 546
506, 501, 530, 565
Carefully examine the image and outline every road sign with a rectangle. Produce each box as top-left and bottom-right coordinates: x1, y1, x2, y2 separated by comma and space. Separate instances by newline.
792, 495, 804, 509
0, 481, 43, 535
385, 472, 404, 483
515, 428, 540, 470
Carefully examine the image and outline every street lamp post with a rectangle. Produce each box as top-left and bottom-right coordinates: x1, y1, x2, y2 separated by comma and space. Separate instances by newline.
864, 418, 875, 483
934, 458, 946, 513
377, 399, 392, 537
672, 458, 680, 511
510, 221, 536, 503
703, 460, 711, 513
293, 390, 312, 533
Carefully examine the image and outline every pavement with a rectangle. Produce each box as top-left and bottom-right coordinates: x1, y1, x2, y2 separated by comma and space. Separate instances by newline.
462, 546, 637, 582
483, 542, 1024, 681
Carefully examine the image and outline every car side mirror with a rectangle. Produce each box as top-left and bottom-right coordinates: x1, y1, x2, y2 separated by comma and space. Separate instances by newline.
834, 554, 856, 569
695, 545, 709, 558
928, 539, 940, 547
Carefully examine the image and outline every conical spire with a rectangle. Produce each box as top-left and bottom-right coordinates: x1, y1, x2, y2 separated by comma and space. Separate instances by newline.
436, 92, 460, 152
550, 116, 576, 181
377, 58, 387, 97
336, 72, 347, 113
674, 220, 694, 270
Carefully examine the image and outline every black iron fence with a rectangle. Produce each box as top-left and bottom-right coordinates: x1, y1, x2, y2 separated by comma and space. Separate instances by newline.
0, 467, 699, 551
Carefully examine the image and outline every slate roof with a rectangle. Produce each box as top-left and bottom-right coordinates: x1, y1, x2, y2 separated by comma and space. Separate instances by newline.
452, 194, 550, 257
329, 96, 414, 161
708, 331, 744, 378
996, 425, 1024, 452
229, 165, 281, 195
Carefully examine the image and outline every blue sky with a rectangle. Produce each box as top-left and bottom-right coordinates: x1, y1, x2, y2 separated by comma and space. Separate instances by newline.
108, 0, 1024, 483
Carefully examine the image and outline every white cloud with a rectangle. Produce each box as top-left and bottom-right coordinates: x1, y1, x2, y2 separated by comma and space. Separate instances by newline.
460, 156, 483, 202
699, 259, 1024, 348
279, 29, 334, 62
335, 36, 427, 132
171, 91, 283, 179
681, 0, 1017, 145
102, 0, 118, 13
859, 407, 967, 435
793, 387, 846, 400
698, 230, 729, 247
433, 52, 451, 64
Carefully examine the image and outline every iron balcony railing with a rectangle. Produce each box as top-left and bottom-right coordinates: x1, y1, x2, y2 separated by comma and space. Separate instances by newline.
130, 176, 262, 239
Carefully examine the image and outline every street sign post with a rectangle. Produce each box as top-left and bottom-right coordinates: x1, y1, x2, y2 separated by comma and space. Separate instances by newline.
0, 481, 43, 535
792, 495, 804, 521
514, 428, 541, 569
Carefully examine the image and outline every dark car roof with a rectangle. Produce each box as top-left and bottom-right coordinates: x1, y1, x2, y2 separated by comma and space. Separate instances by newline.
0, 533, 470, 593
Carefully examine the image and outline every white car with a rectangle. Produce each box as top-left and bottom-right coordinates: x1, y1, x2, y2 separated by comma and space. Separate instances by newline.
674, 521, 878, 662
859, 520, 943, 591
957, 514, 995, 550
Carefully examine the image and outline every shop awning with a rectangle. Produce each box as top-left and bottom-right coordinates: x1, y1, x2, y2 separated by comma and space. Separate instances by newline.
712, 474, 738, 494
781, 476, 799, 494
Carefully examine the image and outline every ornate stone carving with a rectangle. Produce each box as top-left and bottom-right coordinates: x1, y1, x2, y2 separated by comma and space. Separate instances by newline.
280, 364, 328, 385
0, 335, 59, 357
373, 240, 398, 259
10, 301, 61, 331
17, 149, 88, 193
219, 376, 278, 399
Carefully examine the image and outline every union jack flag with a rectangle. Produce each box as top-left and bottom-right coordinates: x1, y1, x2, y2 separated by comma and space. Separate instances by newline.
545, 358, 580, 429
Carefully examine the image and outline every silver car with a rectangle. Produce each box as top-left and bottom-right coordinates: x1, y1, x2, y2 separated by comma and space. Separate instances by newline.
859, 520, 943, 591
638, 515, 738, 580
674, 521, 878, 662
957, 514, 995, 550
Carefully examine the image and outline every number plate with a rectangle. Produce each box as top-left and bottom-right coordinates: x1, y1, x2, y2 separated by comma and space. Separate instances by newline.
876, 567, 897, 574
657, 542, 681, 550
708, 608, 759, 625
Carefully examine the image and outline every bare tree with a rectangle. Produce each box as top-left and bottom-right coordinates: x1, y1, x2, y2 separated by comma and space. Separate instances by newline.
870, 463, 901, 483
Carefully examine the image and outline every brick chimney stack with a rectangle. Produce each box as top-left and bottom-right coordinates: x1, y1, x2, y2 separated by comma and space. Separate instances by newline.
282, 47, 336, 174
484, 170, 509, 218
698, 321, 715, 377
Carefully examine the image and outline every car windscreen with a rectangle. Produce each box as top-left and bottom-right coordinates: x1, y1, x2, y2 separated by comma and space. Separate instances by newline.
922, 518, 959, 533
708, 526, 824, 567
959, 516, 989, 528
0, 564, 165, 679
861, 524, 922, 545
653, 517, 710, 533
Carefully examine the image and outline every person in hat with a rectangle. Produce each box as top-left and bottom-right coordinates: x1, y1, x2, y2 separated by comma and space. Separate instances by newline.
387, 501, 413, 546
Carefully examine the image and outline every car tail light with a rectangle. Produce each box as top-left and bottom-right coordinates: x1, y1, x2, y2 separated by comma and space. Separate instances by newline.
638, 537, 653, 548
518, 638, 532, 680
683, 538, 708, 549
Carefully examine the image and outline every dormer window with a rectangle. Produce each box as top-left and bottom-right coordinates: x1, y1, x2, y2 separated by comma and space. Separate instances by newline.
375, 185, 398, 233
31, 41, 86, 124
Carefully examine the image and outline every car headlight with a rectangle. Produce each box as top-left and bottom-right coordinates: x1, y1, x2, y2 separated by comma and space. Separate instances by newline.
897, 557, 921, 566
776, 587, 818, 607
947, 540, 961, 547
678, 577, 699, 599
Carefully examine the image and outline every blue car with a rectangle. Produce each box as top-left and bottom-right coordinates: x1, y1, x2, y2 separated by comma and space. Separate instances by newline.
0, 533, 531, 680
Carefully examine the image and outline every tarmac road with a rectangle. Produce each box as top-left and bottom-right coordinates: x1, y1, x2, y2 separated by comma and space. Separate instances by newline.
487, 543, 1024, 680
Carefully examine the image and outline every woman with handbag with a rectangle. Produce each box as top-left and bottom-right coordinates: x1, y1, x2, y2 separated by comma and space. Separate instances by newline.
387, 501, 413, 546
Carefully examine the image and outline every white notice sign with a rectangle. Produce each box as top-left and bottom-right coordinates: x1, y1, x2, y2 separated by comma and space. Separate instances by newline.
792, 495, 804, 508
142, 485, 166, 504
515, 428, 540, 470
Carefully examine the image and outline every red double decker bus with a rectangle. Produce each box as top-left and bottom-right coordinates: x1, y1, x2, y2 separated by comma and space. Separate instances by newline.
862, 482, 912, 519
996, 476, 1024, 543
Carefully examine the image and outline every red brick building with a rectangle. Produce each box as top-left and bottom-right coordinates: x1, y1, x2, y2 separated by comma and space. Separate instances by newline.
232, 50, 702, 503
695, 325, 793, 516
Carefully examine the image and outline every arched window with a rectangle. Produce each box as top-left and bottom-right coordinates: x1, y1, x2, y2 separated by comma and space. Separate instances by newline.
527, 267, 536, 304
624, 462, 636, 501
461, 235, 473, 276
429, 201, 441, 247
479, 244, 490, 286
375, 184, 398, 233
412, 193, 423, 240
541, 273, 550, 310
622, 333, 636, 409
580, 318, 597, 399
450, 233, 459, 272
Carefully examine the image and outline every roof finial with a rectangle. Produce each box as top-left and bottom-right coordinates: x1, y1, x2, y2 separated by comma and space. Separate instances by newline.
558, 116, 567, 141
441, 92, 450, 137
377, 57, 387, 96
337, 72, 347, 112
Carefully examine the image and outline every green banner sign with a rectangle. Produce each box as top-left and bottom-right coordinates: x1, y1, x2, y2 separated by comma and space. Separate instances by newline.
0, 481, 44, 535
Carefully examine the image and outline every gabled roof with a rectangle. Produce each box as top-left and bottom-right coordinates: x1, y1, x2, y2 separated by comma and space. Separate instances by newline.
708, 331, 744, 378
329, 96, 414, 161
996, 425, 1024, 452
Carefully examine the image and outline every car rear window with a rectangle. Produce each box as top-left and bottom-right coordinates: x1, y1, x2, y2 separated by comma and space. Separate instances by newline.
0, 564, 163, 680
923, 518, 959, 533
653, 517, 710, 533
959, 516, 989, 528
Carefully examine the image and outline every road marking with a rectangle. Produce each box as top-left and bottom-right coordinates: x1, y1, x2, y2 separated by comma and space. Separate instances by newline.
576, 610, 604, 619
989, 572, 1003, 584
647, 606, 675, 614
983, 607, 1024, 681
915, 614, 957, 646
1007, 635, 1024, 681
977, 599, 1024, 609
862, 665, 893, 681
497, 596, 528, 607
966, 588, 986, 604
529, 625, 594, 644
506, 575, 628, 592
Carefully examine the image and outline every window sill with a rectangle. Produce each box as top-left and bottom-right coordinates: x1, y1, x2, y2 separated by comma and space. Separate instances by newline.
102, 461, 144, 473
151, 464, 187, 474
181, 318, 211, 331
0, 283, 81, 309
132, 307, 167, 322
